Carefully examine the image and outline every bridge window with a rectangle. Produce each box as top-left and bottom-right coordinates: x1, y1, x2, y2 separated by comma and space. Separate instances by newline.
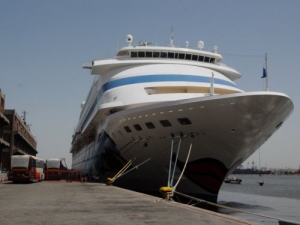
204, 57, 210, 63
129, 50, 216, 64
168, 52, 175, 58
146, 51, 152, 57
138, 52, 145, 57
198, 56, 204, 62
153, 52, 160, 58
131, 52, 137, 58
178, 53, 185, 59
192, 55, 198, 61
161, 52, 167, 58
117, 50, 129, 56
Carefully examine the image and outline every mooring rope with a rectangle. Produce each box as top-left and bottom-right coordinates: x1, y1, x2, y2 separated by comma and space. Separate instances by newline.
107, 143, 148, 184
173, 139, 193, 191
116, 158, 151, 179
167, 134, 175, 187
160, 133, 194, 201
170, 133, 183, 187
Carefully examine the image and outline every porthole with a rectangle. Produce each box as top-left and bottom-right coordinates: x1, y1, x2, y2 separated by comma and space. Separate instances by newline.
133, 124, 142, 131
177, 118, 192, 125
145, 122, 155, 129
124, 126, 132, 133
160, 120, 172, 127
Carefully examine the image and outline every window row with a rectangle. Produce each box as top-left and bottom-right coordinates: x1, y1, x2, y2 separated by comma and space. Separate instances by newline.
124, 118, 191, 133
130, 51, 215, 63
117, 50, 216, 63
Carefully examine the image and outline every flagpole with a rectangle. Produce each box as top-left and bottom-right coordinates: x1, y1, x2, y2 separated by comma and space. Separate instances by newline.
265, 53, 269, 91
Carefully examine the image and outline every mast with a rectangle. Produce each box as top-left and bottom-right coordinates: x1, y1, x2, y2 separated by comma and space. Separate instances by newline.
170, 26, 174, 47
22, 110, 27, 123
265, 53, 269, 91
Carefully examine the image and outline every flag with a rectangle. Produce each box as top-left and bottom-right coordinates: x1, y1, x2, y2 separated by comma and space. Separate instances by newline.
261, 67, 267, 78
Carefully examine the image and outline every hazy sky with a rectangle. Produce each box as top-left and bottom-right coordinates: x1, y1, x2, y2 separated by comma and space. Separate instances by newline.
1, 1, 299, 169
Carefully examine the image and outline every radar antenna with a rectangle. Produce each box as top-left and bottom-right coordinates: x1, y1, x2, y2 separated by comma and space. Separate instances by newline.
126, 34, 133, 46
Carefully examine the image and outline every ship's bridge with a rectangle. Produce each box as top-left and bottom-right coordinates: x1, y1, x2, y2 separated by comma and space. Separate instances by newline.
116, 45, 223, 65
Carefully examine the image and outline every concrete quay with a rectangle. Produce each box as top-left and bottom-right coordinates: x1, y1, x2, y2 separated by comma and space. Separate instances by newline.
0, 181, 261, 225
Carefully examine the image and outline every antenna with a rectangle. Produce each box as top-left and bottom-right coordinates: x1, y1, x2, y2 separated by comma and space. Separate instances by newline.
213, 45, 218, 53
265, 53, 269, 91
22, 110, 27, 123
126, 34, 133, 46
198, 41, 204, 50
185, 41, 189, 48
170, 26, 174, 47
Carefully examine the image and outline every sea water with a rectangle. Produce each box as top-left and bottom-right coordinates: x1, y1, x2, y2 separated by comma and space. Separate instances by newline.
218, 174, 300, 225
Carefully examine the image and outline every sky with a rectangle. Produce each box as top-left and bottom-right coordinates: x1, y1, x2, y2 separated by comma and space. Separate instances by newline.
0, 0, 299, 169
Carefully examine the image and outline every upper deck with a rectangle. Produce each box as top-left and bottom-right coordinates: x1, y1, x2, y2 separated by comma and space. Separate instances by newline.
116, 44, 223, 63
88, 35, 241, 81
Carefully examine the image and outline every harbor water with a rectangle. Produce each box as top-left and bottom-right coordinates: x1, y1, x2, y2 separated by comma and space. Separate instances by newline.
218, 174, 300, 225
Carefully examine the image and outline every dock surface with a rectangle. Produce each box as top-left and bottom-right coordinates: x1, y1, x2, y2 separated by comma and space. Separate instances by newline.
0, 181, 261, 225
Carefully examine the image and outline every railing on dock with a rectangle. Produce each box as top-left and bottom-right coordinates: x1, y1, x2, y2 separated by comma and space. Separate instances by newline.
45, 170, 85, 182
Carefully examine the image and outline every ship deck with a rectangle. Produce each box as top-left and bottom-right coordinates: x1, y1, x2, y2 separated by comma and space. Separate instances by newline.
0, 180, 263, 225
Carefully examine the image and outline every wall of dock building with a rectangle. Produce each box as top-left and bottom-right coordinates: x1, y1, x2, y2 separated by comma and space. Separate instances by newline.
0, 89, 38, 173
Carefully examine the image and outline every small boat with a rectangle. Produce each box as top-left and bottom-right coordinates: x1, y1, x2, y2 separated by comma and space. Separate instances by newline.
224, 177, 242, 184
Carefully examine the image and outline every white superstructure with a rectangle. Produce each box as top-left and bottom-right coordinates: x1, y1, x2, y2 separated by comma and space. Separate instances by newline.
71, 34, 293, 202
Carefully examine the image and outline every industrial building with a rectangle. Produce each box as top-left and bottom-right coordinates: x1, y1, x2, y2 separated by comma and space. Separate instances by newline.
0, 89, 37, 173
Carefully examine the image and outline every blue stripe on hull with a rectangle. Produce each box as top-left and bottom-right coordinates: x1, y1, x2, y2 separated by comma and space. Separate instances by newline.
102, 74, 236, 93
80, 74, 236, 131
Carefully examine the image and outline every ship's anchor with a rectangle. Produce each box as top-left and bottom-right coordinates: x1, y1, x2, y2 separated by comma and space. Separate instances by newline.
160, 132, 194, 201
107, 142, 149, 185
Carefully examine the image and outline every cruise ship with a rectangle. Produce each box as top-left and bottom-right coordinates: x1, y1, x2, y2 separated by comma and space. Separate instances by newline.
71, 34, 294, 202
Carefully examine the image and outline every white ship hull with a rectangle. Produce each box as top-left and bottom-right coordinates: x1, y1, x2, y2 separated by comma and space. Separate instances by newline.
73, 91, 293, 202
71, 35, 294, 202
